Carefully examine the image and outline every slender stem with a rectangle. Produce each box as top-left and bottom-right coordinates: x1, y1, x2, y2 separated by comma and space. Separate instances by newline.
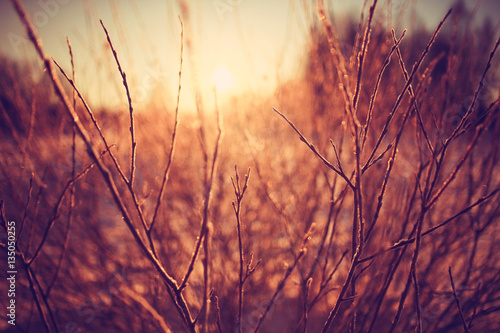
100, 20, 137, 186
150, 16, 184, 233
232, 165, 251, 333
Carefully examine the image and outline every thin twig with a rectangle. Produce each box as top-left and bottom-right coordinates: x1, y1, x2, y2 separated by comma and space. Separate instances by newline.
98, 21, 160, 254
150, 16, 184, 234
212, 293, 223, 333
17, 175, 33, 247
100, 20, 137, 186
308, 250, 348, 311
364, 76, 426, 244
389, 211, 426, 333
232, 165, 257, 333
26, 265, 55, 332
113, 276, 172, 333
27, 157, 97, 265
179, 89, 223, 309
253, 225, 315, 333
361, 142, 393, 173
445, 35, 500, 145
391, 30, 434, 156
449, 266, 470, 333
363, 9, 452, 170
468, 283, 481, 329
425, 104, 498, 210
362, 29, 406, 148
1, 201, 56, 332
45, 36, 77, 298
329, 139, 344, 173
353, 0, 378, 112
412, 266, 422, 333
303, 277, 312, 333
273, 107, 354, 188
318, 0, 360, 132
359, 186, 500, 263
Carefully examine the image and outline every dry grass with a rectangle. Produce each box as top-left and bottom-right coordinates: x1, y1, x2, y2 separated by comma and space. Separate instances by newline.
1, 0, 499, 332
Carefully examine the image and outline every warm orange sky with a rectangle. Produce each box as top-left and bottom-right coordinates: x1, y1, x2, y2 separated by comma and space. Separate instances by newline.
1, 0, 499, 113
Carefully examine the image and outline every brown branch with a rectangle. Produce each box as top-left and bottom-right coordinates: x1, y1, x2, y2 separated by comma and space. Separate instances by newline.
53, 57, 152, 250
52, 59, 128, 184
10, 1, 195, 330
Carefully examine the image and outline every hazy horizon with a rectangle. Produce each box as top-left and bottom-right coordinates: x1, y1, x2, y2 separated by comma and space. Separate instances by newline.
0, 0, 498, 113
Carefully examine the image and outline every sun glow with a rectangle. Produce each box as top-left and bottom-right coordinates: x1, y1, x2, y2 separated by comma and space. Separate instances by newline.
211, 66, 233, 92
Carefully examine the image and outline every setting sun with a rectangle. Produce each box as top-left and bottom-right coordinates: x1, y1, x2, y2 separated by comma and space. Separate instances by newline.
211, 65, 233, 92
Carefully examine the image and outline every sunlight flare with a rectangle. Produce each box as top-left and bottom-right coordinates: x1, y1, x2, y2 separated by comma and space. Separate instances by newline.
211, 65, 233, 92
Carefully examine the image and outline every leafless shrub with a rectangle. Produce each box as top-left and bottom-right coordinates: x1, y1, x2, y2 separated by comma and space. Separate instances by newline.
1, 0, 499, 332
